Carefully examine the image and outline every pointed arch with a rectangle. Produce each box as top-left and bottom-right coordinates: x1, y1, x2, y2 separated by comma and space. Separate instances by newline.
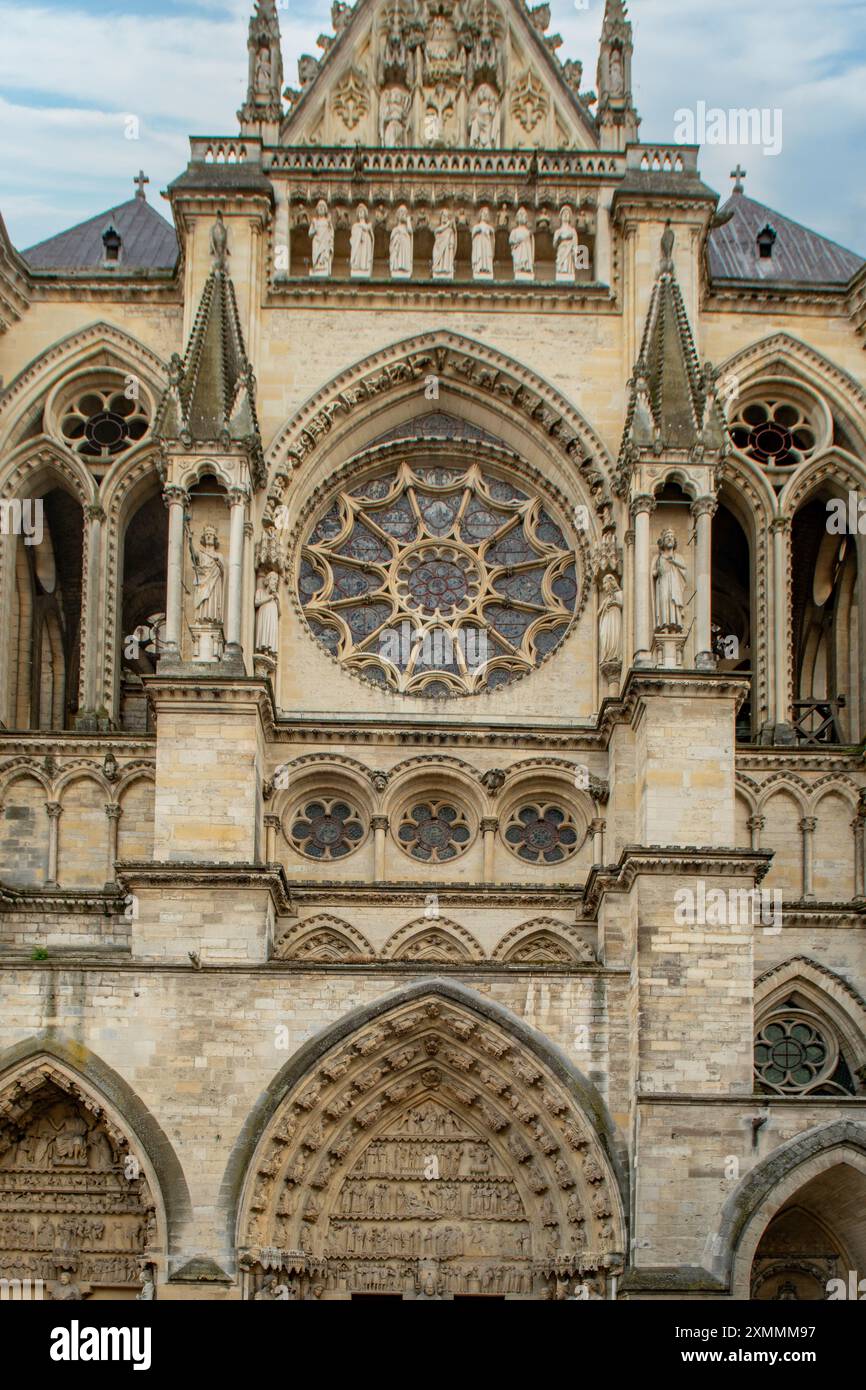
274, 914, 375, 963
0, 1037, 192, 1277
381, 917, 485, 963
222, 979, 628, 1289
754, 956, 866, 1080
708, 1119, 866, 1296
492, 918, 596, 965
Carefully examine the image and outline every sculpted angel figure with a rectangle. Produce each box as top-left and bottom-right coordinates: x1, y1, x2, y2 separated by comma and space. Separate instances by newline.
380, 87, 409, 147
652, 528, 688, 631
469, 84, 500, 148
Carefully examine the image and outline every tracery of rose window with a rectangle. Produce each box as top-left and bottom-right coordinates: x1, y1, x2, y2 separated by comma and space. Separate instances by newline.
297, 456, 580, 696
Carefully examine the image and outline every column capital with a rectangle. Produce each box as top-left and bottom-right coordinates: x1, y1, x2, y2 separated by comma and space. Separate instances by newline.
263, 813, 282, 830
747, 814, 765, 831
480, 817, 499, 833
46, 802, 62, 819
371, 815, 389, 831
227, 485, 250, 508
163, 485, 189, 508
769, 514, 792, 535
104, 804, 122, 820
85, 504, 106, 523
589, 816, 606, 833
690, 495, 717, 520
799, 816, 817, 832
629, 493, 657, 520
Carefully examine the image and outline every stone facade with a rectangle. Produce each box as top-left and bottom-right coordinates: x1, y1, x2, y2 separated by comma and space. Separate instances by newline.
0, 0, 864, 1301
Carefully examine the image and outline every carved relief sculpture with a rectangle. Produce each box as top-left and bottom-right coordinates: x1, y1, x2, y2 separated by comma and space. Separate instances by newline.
652, 528, 688, 632
332, 67, 370, 131
380, 86, 410, 147
431, 210, 457, 280
309, 200, 335, 278
469, 84, 500, 149
350, 204, 374, 278
390, 206, 413, 278
471, 208, 495, 280
509, 208, 534, 281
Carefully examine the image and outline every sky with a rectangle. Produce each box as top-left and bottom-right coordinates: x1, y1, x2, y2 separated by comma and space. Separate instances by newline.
1, 0, 864, 256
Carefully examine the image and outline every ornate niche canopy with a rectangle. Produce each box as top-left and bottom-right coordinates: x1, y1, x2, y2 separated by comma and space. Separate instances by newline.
294, 441, 586, 697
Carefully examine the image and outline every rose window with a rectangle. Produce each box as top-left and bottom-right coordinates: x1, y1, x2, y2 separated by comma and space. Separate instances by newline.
754, 1012, 841, 1095
297, 455, 581, 696
396, 799, 472, 863
730, 396, 817, 474
289, 797, 366, 860
59, 384, 149, 462
503, 802, 580, 864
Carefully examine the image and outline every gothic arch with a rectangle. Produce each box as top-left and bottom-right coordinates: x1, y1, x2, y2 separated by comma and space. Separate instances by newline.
0, 1037, 192, 1287
381, 918, 485, 963
491, 918, 596, 965
274, 915, 375, 963
780, 446, 866, 515
227, 980, 628, 1297
754, 957, 866, 1079
708, 1120, 866, 1298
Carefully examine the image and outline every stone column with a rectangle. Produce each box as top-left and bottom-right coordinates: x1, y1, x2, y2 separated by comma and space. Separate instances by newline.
45, 802, 62, 886
225, 486, 249, 656
372, 815, 388, 883
104, 804, 122, 886
630, 494, 655, 666
80, 505, 106, 716
264, 813, 281, 864
770, 516, 792, 727
692, 497, 716, 670
481, 817, 498, 882
590, 817, 605, 866
853, 802, 866, 899
747, 814, 764, 852
163, 486, 188, 657
800, 816, 817, 900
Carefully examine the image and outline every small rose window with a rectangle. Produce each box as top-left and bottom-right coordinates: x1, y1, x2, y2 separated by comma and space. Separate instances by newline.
730, 396, 817, 472
289, 797, 366, 860
754, 1012, 839, 1094
60, 384, 149, 462
503, 802, 580, 864
396, 799, 472, 863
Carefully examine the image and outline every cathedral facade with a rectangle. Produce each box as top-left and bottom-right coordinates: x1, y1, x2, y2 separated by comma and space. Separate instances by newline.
0, 0, 864, 1301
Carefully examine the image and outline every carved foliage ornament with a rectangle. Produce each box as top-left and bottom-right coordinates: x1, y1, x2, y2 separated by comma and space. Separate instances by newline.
511, 69, 548, 134
332, 67, 370, 130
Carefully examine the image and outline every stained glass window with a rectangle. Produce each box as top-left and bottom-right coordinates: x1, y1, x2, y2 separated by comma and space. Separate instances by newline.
503, 802, 580, 864
396, 799, 472, 863
754, 1010, 853, 1095
289, 797, 366, 861
297, 456, 581, 696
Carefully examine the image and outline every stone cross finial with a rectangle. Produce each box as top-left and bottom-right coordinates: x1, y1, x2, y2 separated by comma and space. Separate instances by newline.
134, 170, 149, 200
730, 164, 746, 193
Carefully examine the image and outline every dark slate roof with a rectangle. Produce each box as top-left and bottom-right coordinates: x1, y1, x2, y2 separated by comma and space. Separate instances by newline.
708, 190, 863, 285
23, 195, 178, 271
167, 163, 274, 197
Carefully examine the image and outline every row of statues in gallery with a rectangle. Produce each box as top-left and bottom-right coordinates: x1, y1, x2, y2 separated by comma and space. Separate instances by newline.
307, 202, 589, 282
179, 525, 685, 669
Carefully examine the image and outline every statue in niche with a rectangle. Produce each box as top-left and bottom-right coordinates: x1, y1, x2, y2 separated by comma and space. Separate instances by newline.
389, 205, 413, 278
209, 211, 228, 269
609, 47, 624, 97
137, 1267, 156, 1301
598, 573, 623, 665
554, 206, 583, 282
431, 209, 457, 279
188, 524, 225, 625
254, 572, 281, 653
308, 200, 334, 277
652, 528, 688, 631
50, 1271, 82, 1301
380, 87, 410, 147
509, 207, 535, 281
469, 84, 500, 148
471, 207, 495, 279
350, 204, 374, 278
255, 47, 272, 93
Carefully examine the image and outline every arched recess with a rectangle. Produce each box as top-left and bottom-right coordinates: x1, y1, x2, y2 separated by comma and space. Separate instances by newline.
0, 1038, 192, 1294
709, 1120, 866, 1299
754, 957, 866, 1088
712, 482, 761, 740
230, 979, 627, 1299
112, 469, 167, 730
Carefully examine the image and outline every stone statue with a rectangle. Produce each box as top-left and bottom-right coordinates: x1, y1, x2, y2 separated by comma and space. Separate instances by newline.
209, 211, 228, 269
309, 200, 334, 277
188, 525, 225, 625
652, 528, 688, 631
350, 204, 374, 278
254, 572, 281, 653
390, 206, 413, 278
51, 1271, 82, 1301
255, 47, 272, 93
554, 206, 582, 282
380, 86, 410, 147
471, 207, 495, 280
509, 208, 534, 281
136, 1266, 155, 1301
431, 210, 457, 279
609, 47, 624, 97
598, 574, 623, 665
415, 1269, 442, 1299
469, 84, 500, 148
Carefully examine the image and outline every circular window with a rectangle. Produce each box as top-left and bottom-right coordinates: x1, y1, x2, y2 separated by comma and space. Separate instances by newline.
289, 796, 366, 860
396, 798, 472, 863
754, 1011, 838, 1094
729, 387, 826, 478
59, 383, 149, 462
296, 453, 581, 697
503, 801, 581, 864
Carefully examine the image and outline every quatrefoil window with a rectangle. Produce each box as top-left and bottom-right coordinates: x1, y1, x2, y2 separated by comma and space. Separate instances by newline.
297, 456, 580, 697
289, 797, 366, 860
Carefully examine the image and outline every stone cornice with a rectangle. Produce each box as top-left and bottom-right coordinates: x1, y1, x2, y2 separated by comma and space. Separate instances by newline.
736, 749, 865, 773
267, 716, 606, 750
266, 279, 615, 312
0, 733, 155, 757
0, 883, 126, 914
288, 882, 584, 911
115, 860, 293, 916
582, 845, 774, 917
143, 674, 277, 736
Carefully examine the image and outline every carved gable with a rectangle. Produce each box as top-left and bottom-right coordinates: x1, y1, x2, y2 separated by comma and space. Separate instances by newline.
280, 0, 598, 150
